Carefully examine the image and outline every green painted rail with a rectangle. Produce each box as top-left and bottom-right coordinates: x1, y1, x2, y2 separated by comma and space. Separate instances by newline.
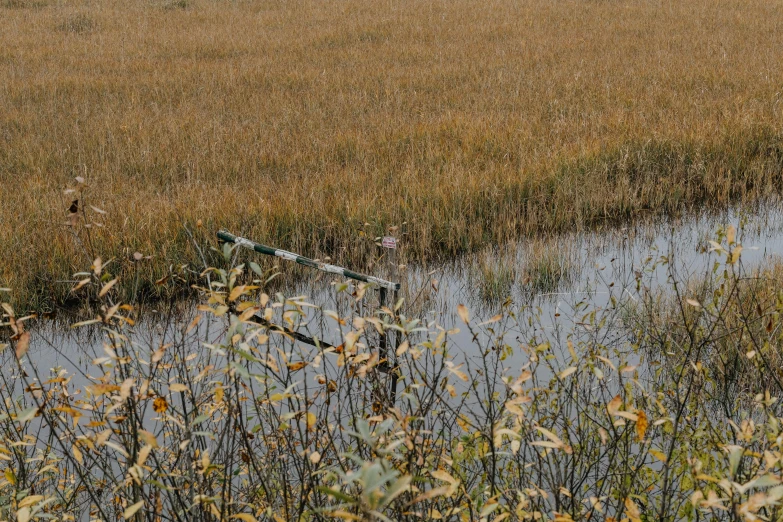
217, 230, 400, 291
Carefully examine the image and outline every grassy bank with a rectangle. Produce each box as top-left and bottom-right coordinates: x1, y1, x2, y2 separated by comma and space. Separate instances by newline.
2, 0, 783, 309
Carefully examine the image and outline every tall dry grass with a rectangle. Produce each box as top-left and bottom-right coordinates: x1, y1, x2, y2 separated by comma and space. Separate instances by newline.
2, 0, 783, 308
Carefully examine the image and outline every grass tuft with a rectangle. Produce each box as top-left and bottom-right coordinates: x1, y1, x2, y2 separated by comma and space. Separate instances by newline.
470, 247, 517, 303
521, 240, 576, 295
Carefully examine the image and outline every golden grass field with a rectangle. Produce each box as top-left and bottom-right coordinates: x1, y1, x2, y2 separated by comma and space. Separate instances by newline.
2, 0, 783, 308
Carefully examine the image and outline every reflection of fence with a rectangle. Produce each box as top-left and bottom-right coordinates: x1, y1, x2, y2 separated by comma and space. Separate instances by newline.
217, 230, 401, 403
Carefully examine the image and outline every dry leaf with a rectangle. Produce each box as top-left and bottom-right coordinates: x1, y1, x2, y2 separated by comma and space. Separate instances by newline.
124, 500, 144, 520
457, 304, 470, 324
15, 331, 30, 360
624, 497, 641, 522
99, 278, 118, 298
726, 225, 736, 245
559, 367, 577, 379
18, 495, 44, 509
607, 395, 622, 416
153, 397, 168, 414
230, 515, 258, 522
636, 410, 648, 441
73, 444, 83, 465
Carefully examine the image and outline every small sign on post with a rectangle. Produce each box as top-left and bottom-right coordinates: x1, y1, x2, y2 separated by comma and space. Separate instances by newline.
382, 236, 397, 249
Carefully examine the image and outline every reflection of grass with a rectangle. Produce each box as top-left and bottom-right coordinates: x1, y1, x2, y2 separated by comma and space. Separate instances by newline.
470, 248, 517, 302
522, 241, 575, 295
3, 0, 783, 309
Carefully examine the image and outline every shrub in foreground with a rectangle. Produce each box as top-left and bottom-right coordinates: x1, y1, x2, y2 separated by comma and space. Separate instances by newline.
0, 232, 782, 521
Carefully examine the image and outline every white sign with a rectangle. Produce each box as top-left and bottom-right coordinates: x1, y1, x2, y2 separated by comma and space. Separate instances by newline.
382, 236, 397, 249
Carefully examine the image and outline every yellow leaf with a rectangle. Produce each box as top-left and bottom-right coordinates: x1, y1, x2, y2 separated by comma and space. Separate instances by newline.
649, 449, 668, 462
99, 278, 118, 298
328, 510, 362, 520
88, 384, 120, 396
287, 361, 307, 372
535, 426, 564, 446
137, 445, 153, 467
607, 395, 622, 416
730, 245, 743, 264
169, 383, 188, 393
18, 495, 44, 508
73, 445, 83, 465
306, 411, 317, 429
185, 314, 202, 334
120, 378, 135, 402
615, 411, 638, 422
457, 304, 470, 324
624, 497, 641, 522
73, 278, 91, 291
17, 507, 30, 522
139, 430, 158, 448
636, 410, 648, 441
559, 367, 577, 379
229, 285, 247, 302
530, 440, 560, 449
410, 485, 451, 504
685, 298, 701, 308
238, 306, 261, 322
230, 515, 259, 522
15, 331, 30, 360
124, 500, 144, 519
431, 469, 459, 485
726, 225, 736, 245
478, 314, 502, 326
152, 397, 168, 413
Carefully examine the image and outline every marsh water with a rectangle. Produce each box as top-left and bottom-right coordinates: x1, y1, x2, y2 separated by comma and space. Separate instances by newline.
14, 202, 783, 388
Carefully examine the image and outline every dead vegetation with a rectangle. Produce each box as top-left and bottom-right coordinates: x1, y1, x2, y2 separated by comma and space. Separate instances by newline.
2, 0, 783, 309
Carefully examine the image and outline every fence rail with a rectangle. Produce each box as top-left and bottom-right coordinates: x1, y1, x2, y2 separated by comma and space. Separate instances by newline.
217, 230, 400, 291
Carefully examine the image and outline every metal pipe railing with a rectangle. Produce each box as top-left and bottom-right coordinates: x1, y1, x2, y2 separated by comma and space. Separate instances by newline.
217, 230, 400, 291
218, 229, 401, 404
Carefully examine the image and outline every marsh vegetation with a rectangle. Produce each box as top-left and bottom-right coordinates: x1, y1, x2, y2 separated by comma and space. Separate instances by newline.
2, 0, 783, 309
3, 0, 783, 520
